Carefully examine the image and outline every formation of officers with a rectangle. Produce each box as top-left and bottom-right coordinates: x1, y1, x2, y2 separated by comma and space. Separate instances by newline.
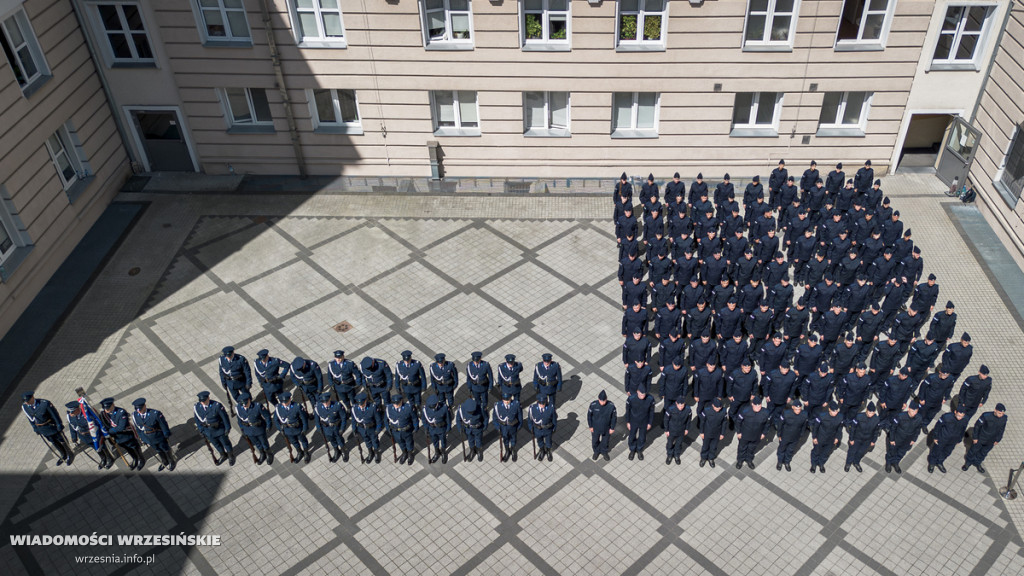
18, 159, 1008, 476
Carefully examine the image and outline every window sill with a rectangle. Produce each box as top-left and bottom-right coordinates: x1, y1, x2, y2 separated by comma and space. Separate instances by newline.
611, 129, 658, 139
425, 41, 474, 51
433, 127, 481, 137
992, 178, 1020, 208
64, 176, 94, 205
742, 43, 793, 53
201, 39, 253, 48
524, 128, 571, 138
815, 127, 866, 138
615, 42, 666, 53
928, 62, 981, 72
522, 42, 571, 52
729, 127, 779, 138
111, 61, 158, 69
297, 40, 348, 49
313, 125, 364, 135
834, 41, 885, 52
21, 75, 52, 99
227, 125, 277, 135
0, 245, 34, 283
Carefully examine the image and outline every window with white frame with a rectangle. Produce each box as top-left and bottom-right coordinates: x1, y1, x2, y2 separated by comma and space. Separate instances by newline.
731, 92, 783, 135
431, 90, 479, 135
522, 0, 569, 48
0, 9, 48, 93
309, 88, 362, 133
45, 127, 82, 192
611, 92, 659, 137
291, 0, 346, 45
196, 0, 250, 42
997, 124, 1024, 203
222, 88, 274, 130
0, 184, 32, 275
423, 0, 473, 47
0, 218, 14, 264
616, 0, 667, 49
932, 5, 994, 68
95, 3, 154, 64
835, 0, 894, 48
744, 0, 799, 49
523, 92, 569, 136
817, 91, 871, 134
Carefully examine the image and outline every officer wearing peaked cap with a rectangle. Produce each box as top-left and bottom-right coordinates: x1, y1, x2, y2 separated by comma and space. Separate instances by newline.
466, 351, 494, 412
456, 397, 488, 462
315, 392, 349, 463
527, 394, 558, 462
663, 396, 692, 465
492, 392, 522, 462
386, 394, 418, 465
422, 394, 452, 464
327, 350, 363, 408
102, 397, 144, 470
395, 350, 426, 408
845, 401, 881, 472
360, 356, 393, 406
429, 353, 458, 408
289, 356, 324, 409
498, 354, 524, 403
194, 391, 234, 466
218, 346, 252, 403
352, 392, 382, 464
533, 353, 563, 406
22, 392, 73, 466
237, 391, 274, 465
274, 391, 311, 464
66, 399, 113, 470
588, 390, 617, 461
132, 398, 175, 471
253, 349, 287, 406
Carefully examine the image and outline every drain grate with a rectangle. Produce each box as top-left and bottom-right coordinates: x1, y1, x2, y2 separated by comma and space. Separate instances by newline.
333, 321, 353, 333
505, 181, 531, 194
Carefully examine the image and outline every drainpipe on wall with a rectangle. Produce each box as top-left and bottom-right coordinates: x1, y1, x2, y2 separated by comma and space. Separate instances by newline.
257, 0, 307, 178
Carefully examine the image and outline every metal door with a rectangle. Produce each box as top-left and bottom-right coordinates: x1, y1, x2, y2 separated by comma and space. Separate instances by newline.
936, 116, 981, 187
130, 111, 195, 172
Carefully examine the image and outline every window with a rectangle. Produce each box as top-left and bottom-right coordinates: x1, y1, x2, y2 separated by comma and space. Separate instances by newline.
731, 92, 783, 136
0, 217, 14, 264
290, 0, 346, 46
422, 0, 473, 49
0, 184, 33, 279
616, 0, 667, 51
45, 127, 82, 192
835, 0, 895, 49
996, 124, 1024, 204
195, 0, 251, 44
932, 5, 993, 69
0, 9, 49, 95
96, 3, 154, 64
817, 91, 871, 136
308, 88, 362, 134
743, 0, 799, 50
523, 92, 569, 137
522, 0, 569, 50
431, 90, 480, 136
221, 88, 274, 133
611, 92, 659, 138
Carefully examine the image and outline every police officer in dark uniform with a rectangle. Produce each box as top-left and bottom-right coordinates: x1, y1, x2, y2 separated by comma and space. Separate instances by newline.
884, 401, 923, 473
102, 397, 144, 470
699, 398, 728, 467
809, 401, 844, 473
315, 392, 349, 463
422, 394, 452, 464
927, 406, 968, 473
456, 398, 488, 462
497, 354, 524, 403
917, 368, 955, 433
327, 350, 363, 408
492, 392, 522, 462
527, 394, 558, 462
726, 359, 758, 426
274, 391, 311, 464
395, 351, 426, 408
65, 400, 113, 469
360, 356, 393, 406
253, 349, 287, 406
775, 401, 809, 471
429, 353, 458, 408
385, 394, 418, 465
352, 392, 381, 464
588, 390, 617, 461
735, 396, 770, 469
662, 396, 692, 465
237, 391, 274, 464
218, 346, 252, 404
625, 384, 655, 461
957, 365, 992, 421
533, 353, 563, 406
963, 403, 1007, 472
290, 356, 324, 409
22, 392, 73, 466
131, 398, 175, 471
466, 352, 494, 411
845, 402, 881, 472
194, 391, 234, 466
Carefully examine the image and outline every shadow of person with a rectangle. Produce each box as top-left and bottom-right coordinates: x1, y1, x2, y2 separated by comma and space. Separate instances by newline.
553, 411, 580, 448
562, 374, 584, 405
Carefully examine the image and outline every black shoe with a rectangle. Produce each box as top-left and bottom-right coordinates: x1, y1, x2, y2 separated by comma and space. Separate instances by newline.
667, 456, 673, 465
700, 459, 707, 467
675, 456, 681, 465
478, 449, 484, 462
98, 454, 108, 471
893, 463, 902, 474
407, 451, 415, 466
304, 451, 311, 464
747, 461, 755, 470
158, 455, 166, 471
593, 452, 599, 461
65, 453, 75, 466
512, 450, 518, 462
938, 464, 947, 473
56, 457, 63, 467
735, 461, 742, 469
854, 463, 862, 473
962, 464, 969, 471
546, 450, 552, 462
709, 459, 715, 468
136, 458, 146, 471
810, 466, 816, 473
429, 453, 439, 464
845, 464, 851, 472
629, 451, 636, 461
257, 450, 267, 465
374, 450, 381, 464
928, 465, 934, 473
885, 463, 892, 473
603, 453, 609, 461
441, 452, 448, 464
399, 451, 408, 465
265, 451, 273, 465
228, 452, 236, 466
342, 450, 349, 462
292, 449, 303, 464
777, 463, 783, 471
977, 465, 986, 473
168, 457, 176, 471
637, 451, 644, 461
820, 465, 825, 473
784, 463, 791, 472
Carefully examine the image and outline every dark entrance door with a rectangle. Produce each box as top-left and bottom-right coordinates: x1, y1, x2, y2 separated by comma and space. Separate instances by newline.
131, 111, 194, 171
937, 117, 981, 187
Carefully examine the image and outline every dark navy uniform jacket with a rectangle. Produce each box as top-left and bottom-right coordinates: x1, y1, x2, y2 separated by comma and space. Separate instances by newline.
958, 376, 992, 408
587, 400, 617, 431
219, 353, 252, 391
847, 412, 881, 443
396, 360, 426, 394
315, 401, 349, 432
237, 402, 273, 435
887, 411, 923, 444
700, 404, 729, 437
194, 401, 231, 437
106, 407, 136, 442
492, 400, 522, 429
274, 402, 309, 434
972, 412, 1006, 444
940, 343, 973, 375
22, 399, 63, 435
352, 403, 380, 432
429, 361, 459, 391
291, 359, 324, 395
254, 356, 287, 386
466, 361, 495, 392
837, 372, 872, 407
385, 403, 419, 432
527, 403, 558, 433
625, 394, 655, 426
362, 358, 393, 392
132, 409, 171, 444
811, 411, 844, 444
422, 403, 451, 433
658, 365, 688, 401
497, 361, 524, 396
735, 405, 770, 437
328, 359, 363, 391
533, 362, 563, 396
777, 408, 809, 441
917, 373, 955, 405
663, 404, 692, 435
931, 412, 969, 445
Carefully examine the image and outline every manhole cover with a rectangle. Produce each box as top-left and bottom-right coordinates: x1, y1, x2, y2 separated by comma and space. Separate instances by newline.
128, 267, 141, 276
333, 321, 353, 333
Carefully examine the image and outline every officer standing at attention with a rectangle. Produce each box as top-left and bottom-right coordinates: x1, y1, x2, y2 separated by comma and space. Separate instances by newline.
492, 392, 522, 462
497, 354, 524, 403
735, 396, 770, 469
290, 356, 324, 408
845, 402, 881, 472
101, 397, 143, 470
352, 392, 381, 464
274, 391, 311, 464
360, 356, 393, 406
385, 394, 418, 465
885, 401, 924, 474
327, 350, 363, 408
236, 392, 274, 465
194, 391, 234, 466
253, 349, 287, 406
625, 384, 655, 461
429, 353, 458, 408
809, 402, 844, 473
456, 398, 488, 462
957, 365, 992, 421
131, 398, 175, 471
466, 351, 494, 411
534, 353, 564, 405
219, 346, 252, 404
699, 398, 728, 467
775, 401, 809, 471
588, 390, 617, 461
65, 400, 113, 469
527, 395, 558, 462
927, 405, 969, 473
22, 392, 73, 466
963, 403, 1007, 472
614, 172, 633, 221
663, 396, 692, 465
422, 394, 451, 464
395, 350, 426, 408
315, 392, 349, 463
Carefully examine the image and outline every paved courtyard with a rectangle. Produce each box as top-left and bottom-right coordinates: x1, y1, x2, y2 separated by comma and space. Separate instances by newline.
1, 174, 1023, 575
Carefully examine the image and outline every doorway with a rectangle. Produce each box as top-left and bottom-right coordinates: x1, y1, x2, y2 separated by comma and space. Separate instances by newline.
936, 117, 981, 187
128, 109, 197, 172
898, 114, 954, 172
